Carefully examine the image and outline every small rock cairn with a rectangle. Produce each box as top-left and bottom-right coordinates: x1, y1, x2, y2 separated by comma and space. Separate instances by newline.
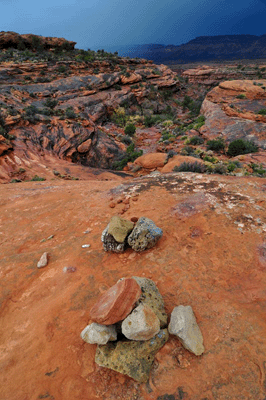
80, 216, 204, 383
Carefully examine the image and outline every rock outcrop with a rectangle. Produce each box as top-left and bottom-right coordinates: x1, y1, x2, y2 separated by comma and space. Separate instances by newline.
0, 31, 76, 50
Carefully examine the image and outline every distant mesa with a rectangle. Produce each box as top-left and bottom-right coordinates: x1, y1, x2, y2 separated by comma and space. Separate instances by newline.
114, 34, 266, 63
0, 31, 76, 51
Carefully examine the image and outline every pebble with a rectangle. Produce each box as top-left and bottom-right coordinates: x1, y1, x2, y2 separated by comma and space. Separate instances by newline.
63, 266, 76, 273
82, 244, 91, 248
37, 252, 49, 268
81, 323, 117, 345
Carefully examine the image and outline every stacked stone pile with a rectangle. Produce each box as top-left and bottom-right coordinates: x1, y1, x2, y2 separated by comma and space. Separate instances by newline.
101, 215, 163, 253
80, 276, 204, 382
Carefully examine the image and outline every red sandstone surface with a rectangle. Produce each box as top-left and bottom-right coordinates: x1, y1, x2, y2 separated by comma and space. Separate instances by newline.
1, 173, 266, 400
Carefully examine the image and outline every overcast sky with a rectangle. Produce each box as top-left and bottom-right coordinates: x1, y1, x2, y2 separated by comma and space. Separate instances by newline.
1, 0, 266, 51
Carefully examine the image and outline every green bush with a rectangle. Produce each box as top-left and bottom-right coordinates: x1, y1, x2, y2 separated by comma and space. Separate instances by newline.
206, 138, 225, 152
236, 94, 246, 99
249, 163, 266, 176
213, 163, 227, 174
65, 107, 76, 119
187, 136, 204, 145
173, 161, 206, 173
31, 175, 46, 181
124, 123, 136, 136
227, 139, 258, 157
44, 98, 58, 109
113, 143, 143, 170
257, 109, 266, 115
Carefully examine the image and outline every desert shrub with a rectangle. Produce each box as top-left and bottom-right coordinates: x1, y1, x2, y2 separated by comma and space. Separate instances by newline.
124, 123, 136, 136
207, 138, 225, 152
193, 115, 205, 130
173, 161, 206, 173
112, 107, 127, 127
182, 95, 204, 117
24, 105, 39, 116
31, 175, 46, 181
203, 154, 217, 163
249, 163, 266, 176
65, 107, 76, 119
121, 135, 132, 145
212, 163, 227, 174
257, 109, 266, 115
144, 115, 162, 127
236, 94, 246, 99
187, 136, 204, 145
113, 143, 143, 170
44, 98, 58, 109
227, 139, 258, 157
180, 146, 195, 155
57, 65, 67, 73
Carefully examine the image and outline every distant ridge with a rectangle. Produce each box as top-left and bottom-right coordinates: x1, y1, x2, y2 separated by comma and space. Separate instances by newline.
112, 34, 266, 63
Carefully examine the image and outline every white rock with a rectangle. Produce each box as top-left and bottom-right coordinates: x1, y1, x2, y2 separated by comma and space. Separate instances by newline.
168, 305, 204, 356
80, 323, 117, 345
37, 252, 48, 268
122, 303, 160, 341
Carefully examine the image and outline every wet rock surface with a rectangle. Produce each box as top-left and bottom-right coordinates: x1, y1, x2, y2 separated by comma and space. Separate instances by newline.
95, 329, 169, 383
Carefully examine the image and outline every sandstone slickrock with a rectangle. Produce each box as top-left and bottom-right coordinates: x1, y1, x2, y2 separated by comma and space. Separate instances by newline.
90, 278, 142, 325
37, 252, 48, 268
95, 329, 169, 382
107, 215, 134, 243
80, 323, 117, 345
133, 277, 168, 328
134, 153, 168, 169
168, 305, 204, 356
121, 303, 160, 340
127, 217, 163, 252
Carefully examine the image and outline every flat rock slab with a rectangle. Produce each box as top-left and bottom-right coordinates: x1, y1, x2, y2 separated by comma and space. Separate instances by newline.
95, 329, 169, 382
90, 278, 142, 325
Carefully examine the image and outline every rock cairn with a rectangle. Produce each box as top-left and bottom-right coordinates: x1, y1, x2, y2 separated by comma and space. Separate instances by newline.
80, 277, 204, 382
101, 215, 163, 253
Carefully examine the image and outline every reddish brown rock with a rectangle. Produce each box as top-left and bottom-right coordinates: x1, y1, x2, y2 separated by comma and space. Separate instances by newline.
90, 278, 142, 325
134, 152, 167, 169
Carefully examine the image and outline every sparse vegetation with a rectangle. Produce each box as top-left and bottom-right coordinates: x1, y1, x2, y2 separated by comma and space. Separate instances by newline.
227, 139, 259, 157
113, 143, 143, 170
124, 123, 136, 137
206, 138, 225, 152
173, 161, 206, 173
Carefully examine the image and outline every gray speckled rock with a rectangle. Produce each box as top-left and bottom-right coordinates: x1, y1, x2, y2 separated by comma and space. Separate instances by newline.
127, 217, 163, 252
95, 329, 169, 382
168, 305, 204, 356
101, 226, 125, 253
80, 323, 117, 345
121, 303, 160, 340
133, 276, 168, 328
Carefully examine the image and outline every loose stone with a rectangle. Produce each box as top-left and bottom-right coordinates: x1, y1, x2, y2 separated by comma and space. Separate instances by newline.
95, 329, 169, 382
168, 305, 204, 356
127, 217, 163, 252
90, 278, 142, 325
122, 303, 160, 340
80, 323, 117, 345
37, 252, 49, 268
